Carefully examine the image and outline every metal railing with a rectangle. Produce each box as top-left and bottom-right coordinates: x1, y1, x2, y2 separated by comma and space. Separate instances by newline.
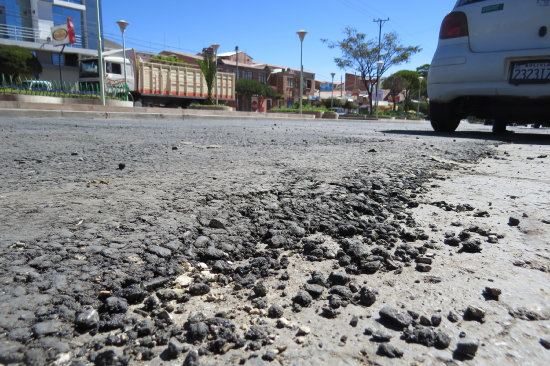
0, 24, 82, 45
0, 74, 129, 101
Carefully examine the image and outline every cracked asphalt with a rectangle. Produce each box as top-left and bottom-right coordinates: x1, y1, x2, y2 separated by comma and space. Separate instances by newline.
0, 117, 548, 365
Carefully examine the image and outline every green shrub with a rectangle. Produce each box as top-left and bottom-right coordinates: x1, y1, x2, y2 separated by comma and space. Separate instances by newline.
270, 105, 328, 113
323, 98, 343, 108
0, 45, 42, 77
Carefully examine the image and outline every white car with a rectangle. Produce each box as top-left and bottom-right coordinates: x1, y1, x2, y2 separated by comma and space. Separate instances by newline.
427, 0, 550, 132
23, 80, 53, 91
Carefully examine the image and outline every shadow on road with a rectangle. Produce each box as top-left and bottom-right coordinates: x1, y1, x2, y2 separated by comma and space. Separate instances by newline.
380, 129, 550, 145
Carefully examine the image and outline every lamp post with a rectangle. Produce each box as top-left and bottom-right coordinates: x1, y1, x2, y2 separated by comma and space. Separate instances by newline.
116, 20, 129, 88
296, 30, 307, 115
417, 76, 424, 117
375, 60, 383, 118
235, 45, 239, 111
330, 72, 335, 109
212, 43, 219, 105
95, 0, 105, 106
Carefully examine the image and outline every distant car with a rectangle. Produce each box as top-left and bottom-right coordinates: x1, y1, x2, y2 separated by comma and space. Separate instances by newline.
427, 0, 550, 132
329, 107, 346, 115
23, 80, 53, 91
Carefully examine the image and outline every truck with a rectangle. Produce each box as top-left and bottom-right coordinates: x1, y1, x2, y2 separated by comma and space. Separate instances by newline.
78, 49, 235, 107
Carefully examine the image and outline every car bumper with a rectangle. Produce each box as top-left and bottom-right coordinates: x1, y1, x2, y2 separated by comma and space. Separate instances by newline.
428, 39, 550, 102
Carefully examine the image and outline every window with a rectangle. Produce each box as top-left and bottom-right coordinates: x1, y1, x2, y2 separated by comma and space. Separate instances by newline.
65, 53, 78, 66
1, 1, 33, 41
243, 70, 252, 80
287, 78, 295, 87
41, 0, 82, 4
106, 62, 122, 75
0, 6, 6, 29
52, 53, 64, 66
259, 72, 267, 84
306, 80, 312, 89
79, 59, 98, 77
52, 5, 83, 48
52, 52, 78, 66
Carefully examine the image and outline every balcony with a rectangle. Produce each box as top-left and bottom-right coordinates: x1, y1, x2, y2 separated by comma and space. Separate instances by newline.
0, 24, 82, 46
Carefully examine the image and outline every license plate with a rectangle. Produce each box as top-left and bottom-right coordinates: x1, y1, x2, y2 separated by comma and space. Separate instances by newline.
509, 60, 550, 84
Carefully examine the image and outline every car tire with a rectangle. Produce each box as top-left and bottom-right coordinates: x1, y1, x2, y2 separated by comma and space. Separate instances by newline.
429, 102, 460, 132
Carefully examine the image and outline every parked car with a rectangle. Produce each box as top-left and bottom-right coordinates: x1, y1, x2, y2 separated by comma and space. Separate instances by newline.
23, 80, 53, 91
329, 107, 346, 115
427, 0, 550, 132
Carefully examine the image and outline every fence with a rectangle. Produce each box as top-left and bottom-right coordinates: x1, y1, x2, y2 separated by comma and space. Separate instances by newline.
0, 74, 129, 101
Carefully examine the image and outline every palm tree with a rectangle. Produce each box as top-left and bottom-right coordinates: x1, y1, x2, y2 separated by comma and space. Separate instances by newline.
197, 54, 217, 105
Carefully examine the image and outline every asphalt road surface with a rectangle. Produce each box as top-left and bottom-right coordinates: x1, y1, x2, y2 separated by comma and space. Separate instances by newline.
0, 117, 549, 366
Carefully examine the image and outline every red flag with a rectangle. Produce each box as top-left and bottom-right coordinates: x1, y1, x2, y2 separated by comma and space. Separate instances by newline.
67, 18, 76, 44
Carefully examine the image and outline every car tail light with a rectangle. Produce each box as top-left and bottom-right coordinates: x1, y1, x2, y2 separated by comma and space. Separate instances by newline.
439, 12, 469, 39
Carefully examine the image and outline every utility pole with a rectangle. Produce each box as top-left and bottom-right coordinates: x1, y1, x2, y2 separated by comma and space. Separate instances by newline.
330, 72, 335, 109
373, 18, 389, 62
373, 18, 388, 116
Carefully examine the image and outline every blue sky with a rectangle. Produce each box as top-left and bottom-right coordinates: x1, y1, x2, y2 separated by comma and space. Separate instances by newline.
101, 0, 456, 82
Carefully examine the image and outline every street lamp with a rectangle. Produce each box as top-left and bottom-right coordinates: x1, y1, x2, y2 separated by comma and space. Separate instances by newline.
417, 76, 424, 117
330, 72, 335, 109
95, 0, 105, 106
116, 20, 129, 88
211, 43, 219, 105
296, 30, 307, 115
375, 60, 383, 118
235, 45, 239, 111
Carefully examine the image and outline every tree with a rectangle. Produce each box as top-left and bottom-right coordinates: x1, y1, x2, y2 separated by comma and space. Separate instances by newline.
416, 64, 430, 78
382, 75, 408, 111
197, 54, 217, 105
236, 79, 277, 111
323, 27, 420, 114
393, 70, 421, 111
0, 45, 42, 78
344, 100, 357, 110
152, 54, 188, 66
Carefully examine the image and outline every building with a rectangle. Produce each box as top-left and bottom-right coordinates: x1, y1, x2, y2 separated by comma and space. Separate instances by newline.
216, 51, 315, 111
0, 0, 103, 82
314, 80, 344, 102
216, 51, 270, 111
267, 65, 315, 110
161, 48, 316, 112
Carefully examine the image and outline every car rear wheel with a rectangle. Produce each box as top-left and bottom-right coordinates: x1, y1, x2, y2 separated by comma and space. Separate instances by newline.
429, 102, 460, 132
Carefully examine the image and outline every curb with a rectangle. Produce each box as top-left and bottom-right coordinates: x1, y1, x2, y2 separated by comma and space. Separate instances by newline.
0, 108, 322, 121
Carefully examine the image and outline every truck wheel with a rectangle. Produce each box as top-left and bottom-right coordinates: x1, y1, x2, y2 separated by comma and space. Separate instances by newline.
430, 102, 460, 132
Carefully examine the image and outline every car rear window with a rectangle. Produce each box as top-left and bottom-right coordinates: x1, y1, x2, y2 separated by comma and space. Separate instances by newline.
457, 0, 489, 6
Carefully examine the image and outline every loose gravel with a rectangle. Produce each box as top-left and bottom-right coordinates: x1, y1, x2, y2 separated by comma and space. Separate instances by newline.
0, 118, 548, 365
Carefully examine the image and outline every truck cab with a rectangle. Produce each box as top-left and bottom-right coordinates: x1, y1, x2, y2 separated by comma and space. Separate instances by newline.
79, 49, 135, 92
